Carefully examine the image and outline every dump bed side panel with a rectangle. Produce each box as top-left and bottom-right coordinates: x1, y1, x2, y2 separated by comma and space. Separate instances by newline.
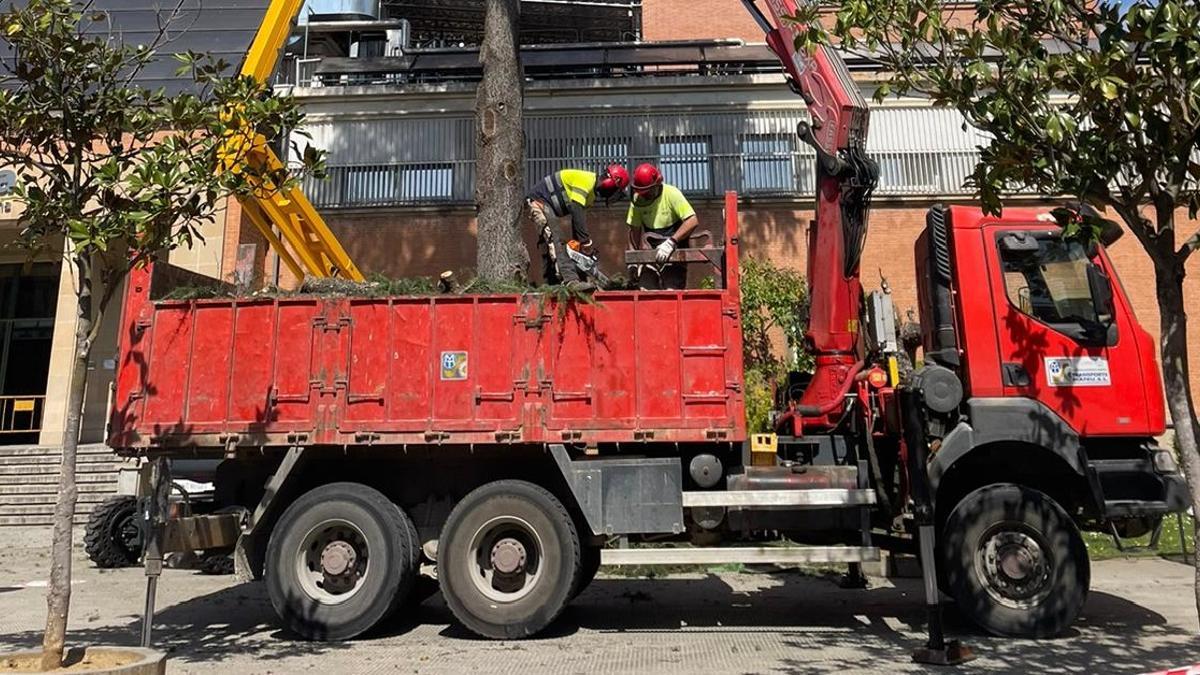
110, 197, 747, 450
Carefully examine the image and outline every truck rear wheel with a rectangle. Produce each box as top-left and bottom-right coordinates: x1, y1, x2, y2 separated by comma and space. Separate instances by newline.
941, 484, 1089, 638
266, 482, 420, 641
84, 495, 141, 568
571, 545, 602, 600
438, 480, 581, 639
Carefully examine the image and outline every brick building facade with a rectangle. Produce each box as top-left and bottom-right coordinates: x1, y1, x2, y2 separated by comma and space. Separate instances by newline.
220, 2, 1200, 407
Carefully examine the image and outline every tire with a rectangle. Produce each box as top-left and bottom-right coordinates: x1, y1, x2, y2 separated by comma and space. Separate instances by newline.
941, 484, 1089, 638
571, 545, 602, 600
265, 482, 420, 641
438, 480, 581, 639
84, 496, 141, 568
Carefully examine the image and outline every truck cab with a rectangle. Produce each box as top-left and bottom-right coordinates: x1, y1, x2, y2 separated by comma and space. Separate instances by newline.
904, 205, 1188, 634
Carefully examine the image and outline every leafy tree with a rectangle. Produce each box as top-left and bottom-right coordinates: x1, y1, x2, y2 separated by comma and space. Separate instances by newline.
740, 257, 812, 431
0, 0, 322, 667
792, 0, 1200, 614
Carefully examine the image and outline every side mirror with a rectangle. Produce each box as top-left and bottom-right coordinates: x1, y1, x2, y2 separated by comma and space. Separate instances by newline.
1087, 264, 1114, 321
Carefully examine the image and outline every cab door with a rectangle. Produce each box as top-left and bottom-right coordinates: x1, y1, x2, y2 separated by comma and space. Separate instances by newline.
984, 227, 1147, 435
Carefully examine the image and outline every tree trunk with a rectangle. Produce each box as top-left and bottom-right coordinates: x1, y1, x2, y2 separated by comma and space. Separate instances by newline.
474, 0, 529, 282
41, 253, 96, 670
1152, 260, 1200, 622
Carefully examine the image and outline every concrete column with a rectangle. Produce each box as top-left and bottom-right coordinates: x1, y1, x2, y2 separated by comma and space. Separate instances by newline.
38, 263, 79, 447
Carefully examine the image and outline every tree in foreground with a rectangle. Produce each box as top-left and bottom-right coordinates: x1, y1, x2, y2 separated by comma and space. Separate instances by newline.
0, 0, 322, 668
793, 0, 1200, 616
474, 0, 529, 282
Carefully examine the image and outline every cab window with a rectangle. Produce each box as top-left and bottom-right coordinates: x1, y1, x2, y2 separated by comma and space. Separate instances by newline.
998, 234, 1115, 343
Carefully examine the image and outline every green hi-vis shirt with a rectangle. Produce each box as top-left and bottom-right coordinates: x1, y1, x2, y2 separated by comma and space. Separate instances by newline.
528, 169, 597, 217
626, 184, 695, 233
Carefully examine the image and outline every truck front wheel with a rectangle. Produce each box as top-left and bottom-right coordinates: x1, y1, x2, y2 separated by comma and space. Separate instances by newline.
265, 482, 420, 641
941, 484, 1089, 638
438, 480, 581, 639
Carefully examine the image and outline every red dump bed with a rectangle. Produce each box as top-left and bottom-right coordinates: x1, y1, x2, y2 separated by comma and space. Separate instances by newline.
109, 196, 747, 451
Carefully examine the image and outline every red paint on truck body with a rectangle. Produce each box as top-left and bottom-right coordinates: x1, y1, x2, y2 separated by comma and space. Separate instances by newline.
109, 195, 748, 451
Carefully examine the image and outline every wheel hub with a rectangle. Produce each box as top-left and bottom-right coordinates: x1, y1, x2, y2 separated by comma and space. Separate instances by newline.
296, 520, 370, 604
320, 540, 357, 577
490, 537, 527, 575
980, 530, 1051, 608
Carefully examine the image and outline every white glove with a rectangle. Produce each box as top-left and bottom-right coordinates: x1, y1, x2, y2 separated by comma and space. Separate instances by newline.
654, 238, 677, 263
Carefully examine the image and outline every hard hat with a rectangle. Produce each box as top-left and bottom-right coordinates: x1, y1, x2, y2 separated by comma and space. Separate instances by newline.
631, 163, 663, 194
596, 164, 629, 200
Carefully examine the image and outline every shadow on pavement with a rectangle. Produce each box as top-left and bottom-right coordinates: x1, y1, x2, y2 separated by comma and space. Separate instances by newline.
0, 569, 1195, 673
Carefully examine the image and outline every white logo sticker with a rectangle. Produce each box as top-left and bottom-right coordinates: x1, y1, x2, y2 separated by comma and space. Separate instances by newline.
1045, 356, 1110, 387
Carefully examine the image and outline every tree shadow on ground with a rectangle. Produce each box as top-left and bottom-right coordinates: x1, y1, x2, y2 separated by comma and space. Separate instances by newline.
0, 570, 1194, 672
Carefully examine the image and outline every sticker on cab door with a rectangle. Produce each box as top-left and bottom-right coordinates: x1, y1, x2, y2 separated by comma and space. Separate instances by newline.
440, 351, 468, 381
1045, 356, 1110, 387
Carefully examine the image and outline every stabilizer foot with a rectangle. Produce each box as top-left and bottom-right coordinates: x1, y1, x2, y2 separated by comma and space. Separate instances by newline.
838, 562, 869, 589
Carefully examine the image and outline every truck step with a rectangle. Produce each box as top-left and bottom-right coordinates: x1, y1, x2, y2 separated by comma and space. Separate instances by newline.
682, 488, 876, 509
601, 545, 880, 566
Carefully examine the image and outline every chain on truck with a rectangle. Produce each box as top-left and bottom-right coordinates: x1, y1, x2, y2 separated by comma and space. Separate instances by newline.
81, 0, 1189, 659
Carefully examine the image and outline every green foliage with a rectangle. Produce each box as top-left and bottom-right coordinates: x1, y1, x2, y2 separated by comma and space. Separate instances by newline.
740, 256, 812, 374
739, 257, 811, 432
0, 0, 324, 320
790, 0, 1200, 266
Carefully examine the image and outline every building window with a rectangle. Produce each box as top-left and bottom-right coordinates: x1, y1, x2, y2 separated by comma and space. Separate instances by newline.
400, 164, 454, 202
875, 152, 941, 193
657, 136, 711, 194
343, 166, 397, 206
740, 135, 795, 194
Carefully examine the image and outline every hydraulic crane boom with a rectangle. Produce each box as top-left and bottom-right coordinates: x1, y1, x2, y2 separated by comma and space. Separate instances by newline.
236, 0, 364, 282
742, 0, 879, 431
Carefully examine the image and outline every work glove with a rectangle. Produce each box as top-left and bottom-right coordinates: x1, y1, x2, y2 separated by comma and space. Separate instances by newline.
654, 238, 677, 263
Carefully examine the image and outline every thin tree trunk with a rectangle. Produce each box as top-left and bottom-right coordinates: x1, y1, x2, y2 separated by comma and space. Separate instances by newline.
1152, 260, 1200, 623
41, 253, 96, 671
474, 0, 528, 282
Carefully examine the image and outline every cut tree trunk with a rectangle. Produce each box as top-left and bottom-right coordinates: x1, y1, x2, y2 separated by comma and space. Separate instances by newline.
1152, 261, 1200, 622
474, 0, 529, 282
41, 253, 96, 670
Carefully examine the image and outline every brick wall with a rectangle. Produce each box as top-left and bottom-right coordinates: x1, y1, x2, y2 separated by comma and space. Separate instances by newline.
229, 199, 1200, 399
640, 1, 982, 42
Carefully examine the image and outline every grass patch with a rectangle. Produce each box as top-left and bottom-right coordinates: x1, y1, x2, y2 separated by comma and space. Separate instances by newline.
1082, 514, 1194, 561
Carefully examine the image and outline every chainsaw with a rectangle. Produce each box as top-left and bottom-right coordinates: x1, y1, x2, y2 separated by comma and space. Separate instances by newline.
564, 240, 611, 288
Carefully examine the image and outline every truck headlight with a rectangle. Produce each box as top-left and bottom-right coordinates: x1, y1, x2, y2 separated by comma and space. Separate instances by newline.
1152, 449, 1179, 474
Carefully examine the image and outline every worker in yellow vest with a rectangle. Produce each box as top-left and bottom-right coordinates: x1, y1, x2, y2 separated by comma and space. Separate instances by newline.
526, 165, 630, 290
626, 163, 699, 290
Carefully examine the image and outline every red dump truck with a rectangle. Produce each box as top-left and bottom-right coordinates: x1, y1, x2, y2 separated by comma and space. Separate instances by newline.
101, 193, 1188, 648
86, 0, 1188, 659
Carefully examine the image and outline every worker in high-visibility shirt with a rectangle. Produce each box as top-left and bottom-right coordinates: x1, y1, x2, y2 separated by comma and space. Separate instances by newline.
526, 164, 630, 289
626, 163, 699, 290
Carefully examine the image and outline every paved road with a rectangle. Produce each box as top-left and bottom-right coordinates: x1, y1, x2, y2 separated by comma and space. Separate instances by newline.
0, 526, 1196, 674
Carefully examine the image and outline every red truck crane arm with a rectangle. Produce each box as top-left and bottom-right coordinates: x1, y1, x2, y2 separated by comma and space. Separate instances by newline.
741, 0, 880, 431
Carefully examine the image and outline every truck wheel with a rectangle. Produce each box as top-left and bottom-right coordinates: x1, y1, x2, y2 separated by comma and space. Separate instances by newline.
84, 496, 141, 568
266, 482, 420, 641
571, 545, 602, 600
941, 484, 1089, 638
438, 480, 581, 639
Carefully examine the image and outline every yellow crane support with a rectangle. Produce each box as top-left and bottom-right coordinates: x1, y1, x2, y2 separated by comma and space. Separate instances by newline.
236, 0, 364, 282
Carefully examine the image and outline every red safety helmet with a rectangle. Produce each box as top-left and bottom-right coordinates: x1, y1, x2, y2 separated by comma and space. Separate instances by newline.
596, 164, 629, 201
631, 163, 663, 195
